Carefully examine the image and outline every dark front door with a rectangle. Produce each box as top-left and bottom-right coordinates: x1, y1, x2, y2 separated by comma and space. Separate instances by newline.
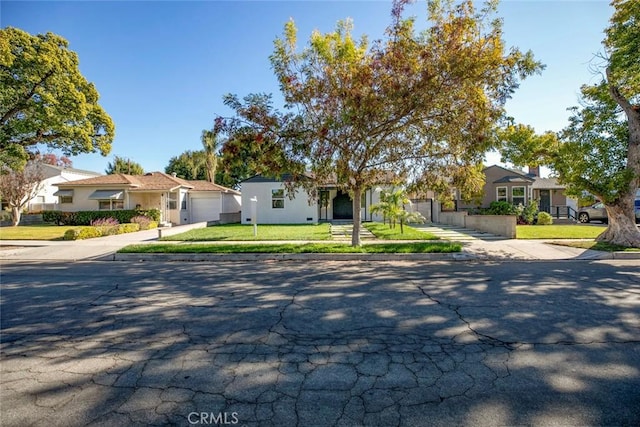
539, 190, 551, 213
333, 191, 353, 220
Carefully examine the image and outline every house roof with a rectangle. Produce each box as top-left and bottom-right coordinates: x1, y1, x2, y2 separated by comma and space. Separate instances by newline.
42, 164, 101, 176
55, 172, 240, 193
493, 175, 534, 184
531, 177, 565, 190
187, 180, 241, 194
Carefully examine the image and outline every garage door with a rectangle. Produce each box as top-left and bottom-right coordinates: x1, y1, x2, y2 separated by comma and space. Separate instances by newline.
191, 195, 221, 223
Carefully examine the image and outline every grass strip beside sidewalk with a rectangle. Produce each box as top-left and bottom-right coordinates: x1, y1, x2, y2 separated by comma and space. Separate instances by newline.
119, 242, 462, 254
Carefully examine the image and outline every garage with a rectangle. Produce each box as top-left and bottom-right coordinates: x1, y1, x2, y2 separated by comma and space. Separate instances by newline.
190, 194, 221, 223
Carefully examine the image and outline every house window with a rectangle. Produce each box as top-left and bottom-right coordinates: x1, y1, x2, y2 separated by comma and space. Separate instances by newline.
181, 198, 187, 210
272, 189, 284, 209
98, 200, 124, 210
60, 196, 73, 204
497, 187, 507, 202
167, 193, 177, 210
512, 186, 525, 206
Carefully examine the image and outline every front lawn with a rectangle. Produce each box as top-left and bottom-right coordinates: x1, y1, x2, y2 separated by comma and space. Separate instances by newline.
517, 225, 605, 239
0, 224, 69, 240
161, 223, 331, 241
364, 222, 438, 240
119, 241, 461, 254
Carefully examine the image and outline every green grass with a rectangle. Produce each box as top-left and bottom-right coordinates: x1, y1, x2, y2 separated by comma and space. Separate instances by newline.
549, 240, 640, 252
0, 224, 72, 240
161, 223, 331, 241
119, 241, 462, 254
516, 225, 606, 239
364, 222, 438, 240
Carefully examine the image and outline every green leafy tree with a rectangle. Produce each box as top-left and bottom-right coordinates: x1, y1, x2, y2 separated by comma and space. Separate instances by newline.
498, 0, 640, 247
0, 27, 114, 171
220, 0, 541, 246
105, 156, 144, 175
165, 150, 208, 180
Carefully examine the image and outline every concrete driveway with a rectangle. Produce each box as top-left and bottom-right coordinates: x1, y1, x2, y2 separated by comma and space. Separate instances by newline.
1, 260, 639, 426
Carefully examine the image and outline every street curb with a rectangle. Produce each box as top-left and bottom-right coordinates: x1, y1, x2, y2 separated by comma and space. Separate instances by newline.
112, 252, 476, 262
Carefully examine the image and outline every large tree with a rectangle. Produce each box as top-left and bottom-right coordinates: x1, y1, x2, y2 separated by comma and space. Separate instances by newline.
105, 156, 144, 175
0, 161, 44, 226
220, 0, 541, 245
0, 27, 115, 171
165, 150, 208, 181
201, 129, 219, 183
498, 0, 640, 247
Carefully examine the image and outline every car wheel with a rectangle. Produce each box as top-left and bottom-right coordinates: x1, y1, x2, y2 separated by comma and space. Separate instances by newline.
578, 213, 590, 223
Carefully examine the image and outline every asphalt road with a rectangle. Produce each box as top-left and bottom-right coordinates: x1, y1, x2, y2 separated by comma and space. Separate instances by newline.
1, 259, 639, 426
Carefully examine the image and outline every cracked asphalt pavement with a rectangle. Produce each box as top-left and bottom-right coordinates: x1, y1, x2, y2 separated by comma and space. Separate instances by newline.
1, 259, 639, 426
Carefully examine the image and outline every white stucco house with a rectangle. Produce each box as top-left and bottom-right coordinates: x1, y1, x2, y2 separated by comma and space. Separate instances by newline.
54, 171, 241, 225
18, 164, 102, 212
240, 174, 393, 224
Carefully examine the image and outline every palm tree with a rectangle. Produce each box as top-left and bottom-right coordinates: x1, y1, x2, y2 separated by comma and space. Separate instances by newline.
371, 188, 424, 233
201, 129, 219, 183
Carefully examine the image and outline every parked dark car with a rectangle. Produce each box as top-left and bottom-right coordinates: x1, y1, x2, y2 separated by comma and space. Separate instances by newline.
635, 199, 640, 223
578, 202, 607, 223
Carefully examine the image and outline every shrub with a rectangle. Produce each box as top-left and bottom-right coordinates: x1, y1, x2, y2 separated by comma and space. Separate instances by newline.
63, 227, 103, 240
536, 211, 553, 225
130, 215, 152, 230
520, 200, 539, 225
487, 201, 517, 215
148, 221, 158, 229
43, 209, 161, 226
118, 223, 140, 234
90, 217, 119, 227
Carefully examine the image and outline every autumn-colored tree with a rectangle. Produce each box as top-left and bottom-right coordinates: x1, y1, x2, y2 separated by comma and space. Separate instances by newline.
219, 0, 541, 245
34, 153, 73, 168
0, 27, 114, 171
498, 0, 640, 247
0, 161, 44, 226
105, 156, 144, 175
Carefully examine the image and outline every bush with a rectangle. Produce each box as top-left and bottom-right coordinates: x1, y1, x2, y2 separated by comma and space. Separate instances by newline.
487, 201, 517, 215
118, 223, 140, 234
63, 227, 103, 240
520, 200, 539, 225
536, 211, 553, 225
148, 221, 158, 229
130, 215, 152, 230
42, 209, 161, 226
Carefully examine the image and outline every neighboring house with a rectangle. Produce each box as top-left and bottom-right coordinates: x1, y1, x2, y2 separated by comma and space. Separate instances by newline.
240, 174, 393, 224
54, 172, 241, 225
457, 165, 577, 215
0, 164, 102, 213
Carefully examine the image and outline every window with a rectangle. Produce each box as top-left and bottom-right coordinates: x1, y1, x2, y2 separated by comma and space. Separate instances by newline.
60, 196, 73, 204
512, 186, 525, 206
496, 187, 507, 202
181, 198, 187, 210
272, 189, 284, 209
98, 200, 124, 210
167, 193, 177, 210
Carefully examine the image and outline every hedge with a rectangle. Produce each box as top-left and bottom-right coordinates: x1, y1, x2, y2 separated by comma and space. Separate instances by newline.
43, 209, 160, 226
63, 223, 142, 240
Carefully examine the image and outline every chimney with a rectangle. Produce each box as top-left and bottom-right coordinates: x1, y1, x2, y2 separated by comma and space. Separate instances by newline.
528, 165, 540, 177
171, 172, 177, 178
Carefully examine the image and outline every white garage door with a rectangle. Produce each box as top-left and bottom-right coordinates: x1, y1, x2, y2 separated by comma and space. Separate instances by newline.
191, 195, 221, 223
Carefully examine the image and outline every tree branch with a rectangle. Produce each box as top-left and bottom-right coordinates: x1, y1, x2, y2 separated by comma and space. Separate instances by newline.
0, 70, 54, 125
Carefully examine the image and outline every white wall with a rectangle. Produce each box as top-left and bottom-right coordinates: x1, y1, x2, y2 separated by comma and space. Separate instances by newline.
241, 182, 317, 224
28, 166, 100, 211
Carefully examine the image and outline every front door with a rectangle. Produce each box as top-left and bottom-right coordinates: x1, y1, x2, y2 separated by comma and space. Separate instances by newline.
539, 190, 551, 213
333, 191, 353, 220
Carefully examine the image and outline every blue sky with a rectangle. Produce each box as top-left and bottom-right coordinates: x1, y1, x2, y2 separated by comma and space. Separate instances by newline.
2, 0, 613, 176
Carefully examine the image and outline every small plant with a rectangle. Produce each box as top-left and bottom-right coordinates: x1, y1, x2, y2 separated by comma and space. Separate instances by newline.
64, 227, 103, 240
130, 215, 152, 230
536, 211, 553, 225
90, 217, 119, 227
487, 201, 517, 215
520, 200, 539, 225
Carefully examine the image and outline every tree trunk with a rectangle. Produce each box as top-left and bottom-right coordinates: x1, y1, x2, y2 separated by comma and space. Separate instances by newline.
11, 206, 21, 226
597, 201, 640, 247
351, 186, 362, 247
